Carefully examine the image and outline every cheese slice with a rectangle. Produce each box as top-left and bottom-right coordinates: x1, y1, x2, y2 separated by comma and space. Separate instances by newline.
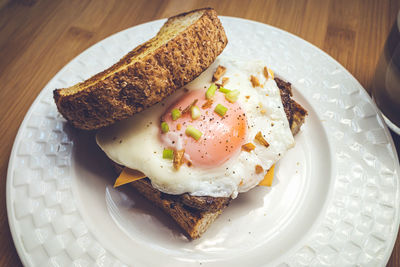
258, 165, 275, 186
115, 164, 275, 188
114, 168, 146, 187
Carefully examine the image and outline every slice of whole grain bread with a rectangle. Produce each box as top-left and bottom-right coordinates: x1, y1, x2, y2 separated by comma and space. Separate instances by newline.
54, 8, 227, 130
113, 79, 307, 239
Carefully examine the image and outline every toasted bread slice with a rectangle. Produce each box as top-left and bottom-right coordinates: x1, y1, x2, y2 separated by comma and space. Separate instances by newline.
113, 79, 307, 239
132, 178, 226, 239
54, 8, 227, 130
111, 164, 229, 239
276, 78, 308, 135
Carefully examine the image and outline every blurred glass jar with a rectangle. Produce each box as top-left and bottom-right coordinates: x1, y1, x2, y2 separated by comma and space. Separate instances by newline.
372, 11, 400, 134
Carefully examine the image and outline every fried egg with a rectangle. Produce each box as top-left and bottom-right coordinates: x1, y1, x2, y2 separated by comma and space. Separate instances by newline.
96, 57, 294, 198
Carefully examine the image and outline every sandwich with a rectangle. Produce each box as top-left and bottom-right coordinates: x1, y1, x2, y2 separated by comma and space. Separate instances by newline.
53, 8, 307, 239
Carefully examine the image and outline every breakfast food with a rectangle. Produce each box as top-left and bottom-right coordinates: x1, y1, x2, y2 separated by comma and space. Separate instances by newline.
96, 57, 307, 238
53, 8, 307, 239
53, 8, 227, 130
109, 75, 306, 239
98, 58, 297, 197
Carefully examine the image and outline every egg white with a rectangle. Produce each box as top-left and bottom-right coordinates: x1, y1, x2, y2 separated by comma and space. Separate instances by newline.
96, 57, 294, 198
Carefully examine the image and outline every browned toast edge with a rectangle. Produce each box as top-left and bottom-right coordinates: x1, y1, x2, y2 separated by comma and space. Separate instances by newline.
54, 8, 227, 130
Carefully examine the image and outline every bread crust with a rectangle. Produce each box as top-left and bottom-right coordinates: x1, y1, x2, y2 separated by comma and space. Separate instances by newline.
131, 178, 224, 239
275, 77, 308, 135
54, 8, 227, 130
180, 193, 231, 212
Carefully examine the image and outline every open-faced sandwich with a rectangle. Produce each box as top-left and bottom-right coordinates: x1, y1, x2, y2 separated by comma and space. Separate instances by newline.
54, 8, 307, 239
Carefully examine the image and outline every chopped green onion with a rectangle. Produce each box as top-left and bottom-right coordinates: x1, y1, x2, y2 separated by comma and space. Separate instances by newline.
225, 90, 240, 103
163, 148, 174, 159
219, 87, 231, 93
171, 109, 181, 120
190, 105, 201, 120
206, 83, 217, 99
214, 104, 228, 116
161, 122, 169, 133
185, 125, 202, 141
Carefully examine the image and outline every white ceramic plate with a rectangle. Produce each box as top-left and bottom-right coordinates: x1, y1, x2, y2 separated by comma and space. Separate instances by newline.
7, 17, 400, 267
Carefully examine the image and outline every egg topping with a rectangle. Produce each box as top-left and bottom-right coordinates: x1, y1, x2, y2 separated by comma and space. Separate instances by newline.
96, 57, 294, 198
160, 88, 247, 167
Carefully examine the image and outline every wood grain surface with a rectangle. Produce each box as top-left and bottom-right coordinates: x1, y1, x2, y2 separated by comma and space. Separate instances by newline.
1, 0, 399, 266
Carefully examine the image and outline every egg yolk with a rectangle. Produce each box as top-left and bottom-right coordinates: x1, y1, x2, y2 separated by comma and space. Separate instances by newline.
160, 89, 247, 167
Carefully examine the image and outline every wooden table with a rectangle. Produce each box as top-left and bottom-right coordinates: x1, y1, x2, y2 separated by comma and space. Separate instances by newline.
0, 0, 399, 266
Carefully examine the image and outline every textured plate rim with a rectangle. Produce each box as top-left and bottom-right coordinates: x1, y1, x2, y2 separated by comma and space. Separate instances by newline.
6, 15, 400, 266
